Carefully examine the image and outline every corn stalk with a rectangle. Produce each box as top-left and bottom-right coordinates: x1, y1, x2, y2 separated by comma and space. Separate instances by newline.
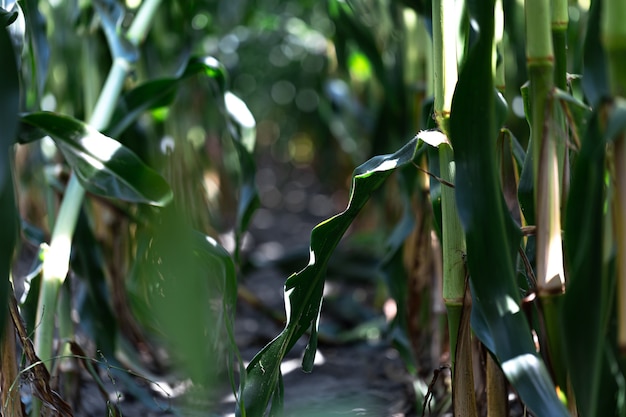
432, 0, 476, 415
34, 0, 162, 377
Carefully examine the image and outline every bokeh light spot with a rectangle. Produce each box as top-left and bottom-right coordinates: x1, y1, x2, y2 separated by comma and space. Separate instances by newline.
288, 134, 315, 165
296, 89, 319, 112
348, 51, 372, 82
271, 80, 296, 105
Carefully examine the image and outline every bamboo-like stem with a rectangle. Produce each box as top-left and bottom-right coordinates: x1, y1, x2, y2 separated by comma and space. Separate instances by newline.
432, 4, 470, 406
551, 0, 568, 92
602, 0, 626, 354
126, 0, 162, 46
551, 0, 568, 190
432, 0, 458, 136
541, 0, 569, 393
34, 0, 163, 373
525, 0, 565, 295
452, 283, 477, 417
439, 144, 467, 366
494, 0, 505, 93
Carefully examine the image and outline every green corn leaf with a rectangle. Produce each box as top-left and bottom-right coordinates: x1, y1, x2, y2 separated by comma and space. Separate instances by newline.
223, 90, 259, 261
71, 210, 119, 357
20, 112, 173, 206
237, 132, 443, 417
497, 129, 523, 227
139, 206, 238, 389
562, 106, 621, 417
20, 0, 49, 105
0, 12, 20, 336
448, 1, 568, 416
581, 0, 608, 107
107, 56, 227, 138
0, 6, 19, 185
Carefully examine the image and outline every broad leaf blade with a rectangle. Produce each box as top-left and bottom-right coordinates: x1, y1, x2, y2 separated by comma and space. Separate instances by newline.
562, 107, 619, 417
20, 112, 173, 206
138, 207, 238, 389
449, 1, 568, 416
581, 0, 608, 108
0, 11, 20, 335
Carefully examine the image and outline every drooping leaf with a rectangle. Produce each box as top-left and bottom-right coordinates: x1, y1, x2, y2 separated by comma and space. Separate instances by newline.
20, 112, 173, 206
0, 11, 20, 336
448, 1, 568, 416
238, 134, 436, 417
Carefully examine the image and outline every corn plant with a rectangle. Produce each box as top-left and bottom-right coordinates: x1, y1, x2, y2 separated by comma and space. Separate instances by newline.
1, 1, 256, 415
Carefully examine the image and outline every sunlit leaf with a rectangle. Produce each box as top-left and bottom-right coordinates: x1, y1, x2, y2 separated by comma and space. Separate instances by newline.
224, 91, 259, 261
20, 112, 173, 206
448, 1, 568, 416
225, 91, 256, 153
238, 136, 430, 417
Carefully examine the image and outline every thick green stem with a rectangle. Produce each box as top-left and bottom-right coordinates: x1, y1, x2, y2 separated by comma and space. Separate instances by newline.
34, 0, 163, 373
551, 0, 569, 213
432, 0, 458, 136
603, 0, 626, 97
551, 0, 568, 91
432, 1, 469, 395
439, 144, 467, 367
494, 0, 505, 92
126, 0, 162, 45
526, 0, 567, 405
525, 0, 564, 295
